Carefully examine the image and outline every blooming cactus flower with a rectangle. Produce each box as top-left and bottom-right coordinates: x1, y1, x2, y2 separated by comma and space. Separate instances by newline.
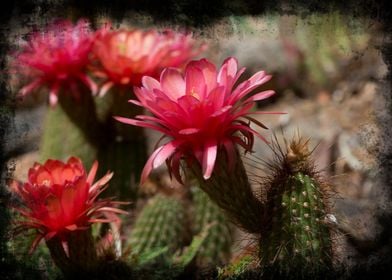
9, 157, 126, 253
91, 27, 206, 96
115, 57, 277, 182
13, 20, 97, 105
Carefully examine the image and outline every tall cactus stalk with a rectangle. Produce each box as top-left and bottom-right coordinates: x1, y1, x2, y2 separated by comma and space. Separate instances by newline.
40, 90, 98, 166
259, 136, 334, 278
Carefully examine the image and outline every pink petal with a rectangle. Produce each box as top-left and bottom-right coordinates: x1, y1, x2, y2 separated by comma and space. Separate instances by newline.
202, 140, 217, 180
152, 141, 178, 169
187, 58, 217, 93
142, 76, 161, 91
140, 146, 164, 183
179, 128, 200, 135
87, 160, 99, 186
78, 73, 98, 95
217, 57, 238, 89
90, 172, 113, 195
160, 68, 185, 100
230, 73, 272, 103
19, 79, 43, 96
206, 86, 226, 109
185, 65, 206, 99
243, 90, 275, 103
98, 81, 114, 97
114, 116, 169, 134
128, 99, 143, 106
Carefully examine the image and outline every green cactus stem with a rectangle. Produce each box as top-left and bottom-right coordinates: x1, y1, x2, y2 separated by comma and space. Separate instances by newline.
96, 88, 147, 203
191, 186, 233, 266
129, 194, 188, 256
40, 102, 97, 166
260, 137, 334, 278
189, 147, 264, 234
46, 229, 98, 278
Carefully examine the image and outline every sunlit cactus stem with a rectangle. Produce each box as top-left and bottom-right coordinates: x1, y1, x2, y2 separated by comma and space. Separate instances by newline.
189, 147, 264, 234
260, 137, 334, 278
40, 90, 99, 166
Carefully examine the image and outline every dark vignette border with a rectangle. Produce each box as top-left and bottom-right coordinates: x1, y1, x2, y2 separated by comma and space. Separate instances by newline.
0, 1, 391, 279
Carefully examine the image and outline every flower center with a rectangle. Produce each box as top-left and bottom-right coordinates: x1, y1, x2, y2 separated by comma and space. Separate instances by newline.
190, 88, 200, 100
42, 179, 51, 187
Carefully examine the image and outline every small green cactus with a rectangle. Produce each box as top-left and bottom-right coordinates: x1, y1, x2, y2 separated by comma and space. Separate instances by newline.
259, 136, 334, 278
129, 194, 188, 256
192, 186, 233, 266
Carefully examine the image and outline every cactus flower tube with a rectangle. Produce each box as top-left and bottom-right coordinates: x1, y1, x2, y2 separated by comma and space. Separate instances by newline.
116, 57, 280, 233
13, 20, 97, 106
9, 157, 127, 276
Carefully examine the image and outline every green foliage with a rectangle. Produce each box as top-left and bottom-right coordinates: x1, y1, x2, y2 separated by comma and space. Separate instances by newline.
7, 228, 62, 279
131, 224, 210, 280
217, 255, 255, 280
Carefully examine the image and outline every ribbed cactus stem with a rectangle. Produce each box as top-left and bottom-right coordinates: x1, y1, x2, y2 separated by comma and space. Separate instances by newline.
192, 186, 233, 266
260, 137, 333, 277
40, 101, 97, 166
46, 229, 98, 278
96, 88, 147, 204
189, 148, 264, 234
57, 89, 106, 147
129, 194, 188, 256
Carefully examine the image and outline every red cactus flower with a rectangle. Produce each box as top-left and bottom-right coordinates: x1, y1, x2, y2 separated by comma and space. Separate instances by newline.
91, 27, 206, 96
13, 19, 97, 106
9, 157, 127, 253
115, 57, 280, 182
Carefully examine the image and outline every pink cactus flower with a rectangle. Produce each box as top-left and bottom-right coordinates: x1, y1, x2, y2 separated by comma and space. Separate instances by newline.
9, 157, 127, 253
115, 57, 278, 182
91, 27, 206, 96
13, 20, 97, 106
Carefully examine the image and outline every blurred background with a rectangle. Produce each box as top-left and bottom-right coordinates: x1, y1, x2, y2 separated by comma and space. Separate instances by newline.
2, 1, 391, 277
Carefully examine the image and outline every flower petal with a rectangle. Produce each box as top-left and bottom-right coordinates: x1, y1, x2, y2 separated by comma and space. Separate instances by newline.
160, 68, 185, 100
202, 140, 217, 179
